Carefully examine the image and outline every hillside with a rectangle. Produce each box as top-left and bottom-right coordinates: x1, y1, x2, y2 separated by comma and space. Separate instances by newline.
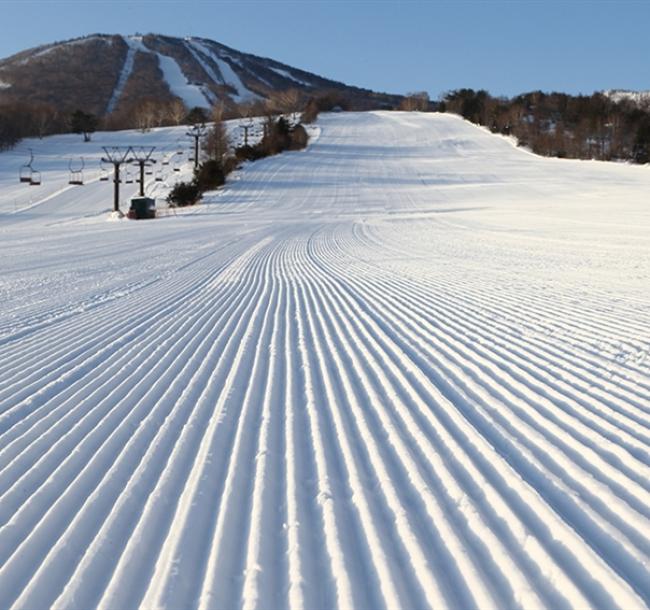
0, 112, 648, 609
0, 33, 399, 117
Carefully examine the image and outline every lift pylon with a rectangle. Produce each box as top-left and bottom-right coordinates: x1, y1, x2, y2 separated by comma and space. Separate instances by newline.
101, 146, 133, 213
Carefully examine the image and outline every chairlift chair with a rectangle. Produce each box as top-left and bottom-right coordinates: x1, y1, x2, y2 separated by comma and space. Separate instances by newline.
125, 165, 134, 185
173, 152, 183, 172
68, 157, 84, 186
155, 167, 164, 182
99, 160, 110, 182
19, 166, 32, 183
30, 170, 41, 186
19, 149, 35, 183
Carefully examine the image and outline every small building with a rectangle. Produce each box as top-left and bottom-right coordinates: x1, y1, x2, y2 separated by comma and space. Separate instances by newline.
128, 197, 156, 220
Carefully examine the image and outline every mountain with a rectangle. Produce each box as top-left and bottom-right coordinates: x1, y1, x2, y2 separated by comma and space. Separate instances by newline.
0, 33, 399, 117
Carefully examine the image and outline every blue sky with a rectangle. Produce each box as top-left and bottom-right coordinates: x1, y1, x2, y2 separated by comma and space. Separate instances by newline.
1, 0, 649, 98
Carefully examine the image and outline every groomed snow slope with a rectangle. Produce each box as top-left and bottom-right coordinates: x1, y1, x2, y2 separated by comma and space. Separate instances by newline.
0, 112, 649, 610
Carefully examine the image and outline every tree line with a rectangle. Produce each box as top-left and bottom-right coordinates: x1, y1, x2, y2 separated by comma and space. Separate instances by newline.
439, 89, 650, 163
7, 85, 649, 165
0, 87, 365, 151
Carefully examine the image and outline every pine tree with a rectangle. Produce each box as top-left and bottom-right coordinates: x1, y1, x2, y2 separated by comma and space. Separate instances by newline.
70, 110, 98, 142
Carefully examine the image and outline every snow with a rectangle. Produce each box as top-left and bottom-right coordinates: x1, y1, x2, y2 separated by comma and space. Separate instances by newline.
188, 39, 259, 102
182, 41, 220, 105
604, 89, 650, 106
270, 66, 314, 87
106, 36, 212, 112
105, 36, 138, 114
0, 111, 649, 610
155, 52, 211, 110
15, 36, 112, 64
0, 80, 11, 89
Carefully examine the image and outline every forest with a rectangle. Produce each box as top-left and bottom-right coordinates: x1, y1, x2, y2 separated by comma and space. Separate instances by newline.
440, 89, 650, 163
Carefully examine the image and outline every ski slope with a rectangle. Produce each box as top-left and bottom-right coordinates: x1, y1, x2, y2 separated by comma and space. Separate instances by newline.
0, 111, 649, 610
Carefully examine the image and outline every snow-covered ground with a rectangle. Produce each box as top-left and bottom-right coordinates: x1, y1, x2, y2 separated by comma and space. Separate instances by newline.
0, 111, 649, 610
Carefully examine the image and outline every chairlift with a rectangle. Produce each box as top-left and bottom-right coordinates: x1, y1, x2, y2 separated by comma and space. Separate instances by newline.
125, 165, 134, 184
154, 167, 164, 182
19, 166, 32, 183
19, 149, 35, 183
28, 150, 41, 185
68, 157, 84, 186
162, 155, 170, 166
145, 164, 154, 176
99, 159, 110, 182
173, 151, 183, 172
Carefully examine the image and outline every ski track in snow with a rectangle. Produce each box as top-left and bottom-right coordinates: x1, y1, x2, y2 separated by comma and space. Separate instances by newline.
107, 36, 211, 111
269, 66, 314, 87
105, 36, 138, 115
0, 111, 649, 610
188, 40, 259, 103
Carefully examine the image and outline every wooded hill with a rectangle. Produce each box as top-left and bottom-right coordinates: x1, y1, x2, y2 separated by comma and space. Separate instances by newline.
441, 89, 650, 164
0, 33, 400, 147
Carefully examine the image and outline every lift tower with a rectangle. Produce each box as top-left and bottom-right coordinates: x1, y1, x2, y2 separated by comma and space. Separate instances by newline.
186, 123, 208, 170
101, 147, 132, 213
130, 146, 157, 196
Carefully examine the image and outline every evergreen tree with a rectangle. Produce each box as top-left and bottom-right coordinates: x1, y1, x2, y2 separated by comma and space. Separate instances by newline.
185, 106, 208, 126
70, 109, 98, 142
633, 121, 650, 163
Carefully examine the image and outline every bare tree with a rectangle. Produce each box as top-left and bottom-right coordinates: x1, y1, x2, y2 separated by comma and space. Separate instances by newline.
267, 88, 303, 124
237, 100, 258, 120
204, 102, 230, 162
134, 98, 157, 132
167, 99, 187, 125
399, 91, 430, 112
32, 104, 58, 139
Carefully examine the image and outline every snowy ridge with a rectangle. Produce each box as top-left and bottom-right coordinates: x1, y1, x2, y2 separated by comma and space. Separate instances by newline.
0, 112, 648, 610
